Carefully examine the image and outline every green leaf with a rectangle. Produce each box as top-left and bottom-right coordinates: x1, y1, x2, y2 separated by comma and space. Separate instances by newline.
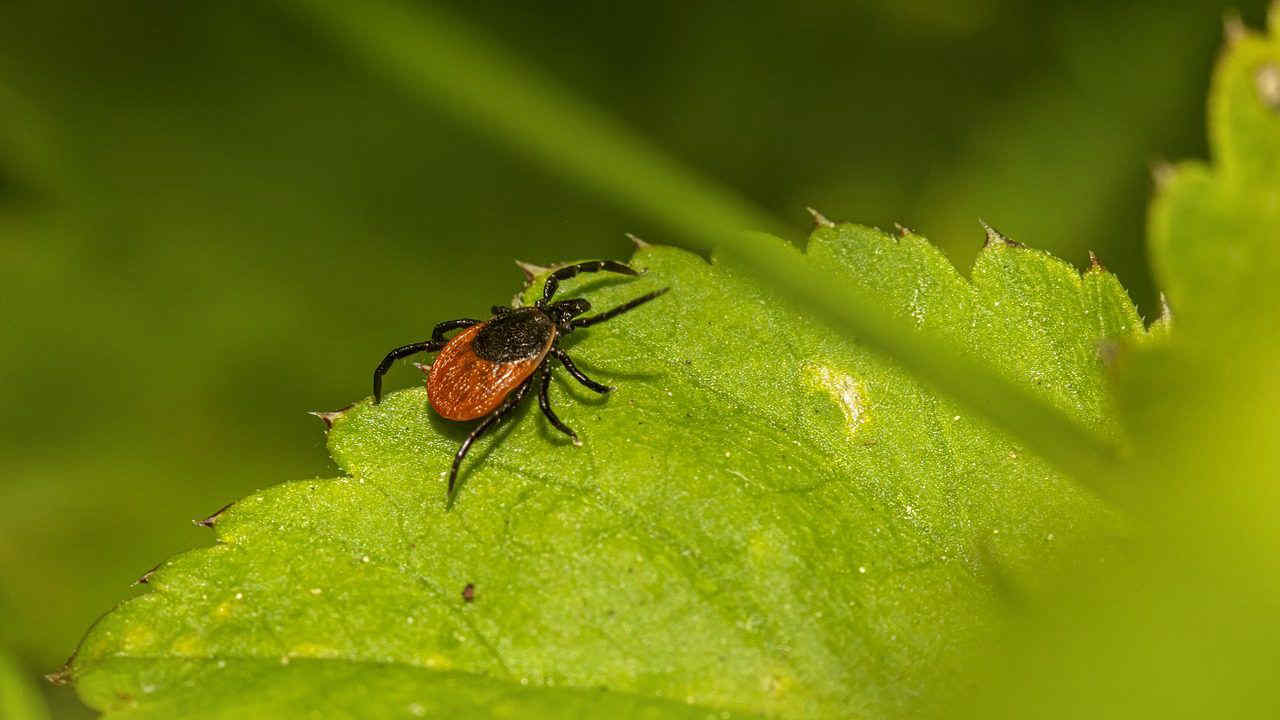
68, 228, 1144, 718
953, 13, 1280, 719
1149, 9, 1280, 336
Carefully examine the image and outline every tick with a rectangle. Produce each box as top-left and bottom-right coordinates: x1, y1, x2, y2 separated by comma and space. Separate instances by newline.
372, 260, 668, 496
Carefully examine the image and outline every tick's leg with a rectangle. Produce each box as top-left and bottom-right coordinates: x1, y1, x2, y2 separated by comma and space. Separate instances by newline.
490, 305, 513, 315
571, 287, 670, 328
373, 340, 444, 403
538, 362, 581, 445
432, 318, 480, 342
541, 260, 638, 304
551, 348, 612, 394
448, 380, 532, 495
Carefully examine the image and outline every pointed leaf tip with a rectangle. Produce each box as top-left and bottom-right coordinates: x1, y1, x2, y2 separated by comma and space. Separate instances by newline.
893, 222, 915, 237
1088, 251, 1105, 271
806, 206, 835, 228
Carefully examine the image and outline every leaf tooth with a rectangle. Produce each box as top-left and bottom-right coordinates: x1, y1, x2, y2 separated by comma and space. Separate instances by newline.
1159, 292, 1175, 324
308, 403, 353, 430
1087, 251, 1105, 272
893, 222, 916, 237
515, 259, 550, 284
193, 501, 234, 529
44, 656, 74, 686
1223, 9, 1246, 47
132, 560, 165, 587
979, 219, 1022, 248
625, 232, 651, 249
805, 206, 835, 228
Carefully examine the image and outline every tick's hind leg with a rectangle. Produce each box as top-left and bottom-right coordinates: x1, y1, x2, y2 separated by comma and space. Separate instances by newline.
538, 362, 581, 445
448, 379, 532, 495
551, 348, 611, 394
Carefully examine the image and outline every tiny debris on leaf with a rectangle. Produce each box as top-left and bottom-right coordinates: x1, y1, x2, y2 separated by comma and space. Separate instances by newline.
1097, 339, 1122, 368
462, 582, 476, 602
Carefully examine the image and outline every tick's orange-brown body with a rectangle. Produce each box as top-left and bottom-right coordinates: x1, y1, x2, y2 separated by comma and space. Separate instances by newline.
426, 312, 556, 421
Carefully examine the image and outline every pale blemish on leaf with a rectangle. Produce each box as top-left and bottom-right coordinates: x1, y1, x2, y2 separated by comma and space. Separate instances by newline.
806, 364, 869, 436
120, 625, 155, 653
289, 643, 342, 659
420, 653, 453, 670
169, 635, 201, 656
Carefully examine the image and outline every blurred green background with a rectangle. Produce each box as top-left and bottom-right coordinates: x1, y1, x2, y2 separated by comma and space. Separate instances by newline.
0, 1, 1265, 716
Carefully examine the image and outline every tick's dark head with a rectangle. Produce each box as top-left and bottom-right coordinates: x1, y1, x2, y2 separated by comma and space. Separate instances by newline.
546, 298, 591, 329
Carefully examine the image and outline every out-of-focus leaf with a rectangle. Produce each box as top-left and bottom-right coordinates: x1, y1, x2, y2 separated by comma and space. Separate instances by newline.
67, 229, 1142, 718
0, 649, 50, 720
957, 10, 1280, 719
